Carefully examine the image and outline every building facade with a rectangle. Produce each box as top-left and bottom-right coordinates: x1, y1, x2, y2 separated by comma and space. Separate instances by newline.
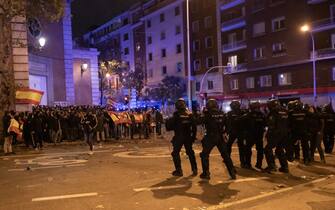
217, 0, 335, 107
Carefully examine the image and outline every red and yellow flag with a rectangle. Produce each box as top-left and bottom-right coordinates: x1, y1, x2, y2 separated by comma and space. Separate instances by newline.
16, 88, 44, 105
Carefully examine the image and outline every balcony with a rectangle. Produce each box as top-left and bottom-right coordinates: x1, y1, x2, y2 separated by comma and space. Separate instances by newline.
224, 63, 247, 74
221, 17, 246, 32
222, 40, 246, 53
312, 17, 335, 33
311, 48, 335, 59
220, 0, 245, 11
307, 0, 328, 4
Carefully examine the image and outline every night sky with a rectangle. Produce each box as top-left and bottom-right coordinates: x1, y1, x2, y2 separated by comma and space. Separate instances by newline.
71, 0, 143, 37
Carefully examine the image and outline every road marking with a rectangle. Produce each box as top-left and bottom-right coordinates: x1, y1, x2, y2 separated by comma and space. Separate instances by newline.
216, 177, 270, 184
133, 184, 190, 192
206, 176, 334, 209
8, 164, 85, 172
32, 192, 98, 202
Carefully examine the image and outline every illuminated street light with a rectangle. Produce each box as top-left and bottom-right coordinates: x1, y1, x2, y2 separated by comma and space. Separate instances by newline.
106, 73, 111, 79
300, 23, 317, 106
38, 37, 46, 48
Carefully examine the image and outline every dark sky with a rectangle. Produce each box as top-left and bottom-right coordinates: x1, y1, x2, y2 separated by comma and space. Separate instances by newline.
71, 0, 141, 37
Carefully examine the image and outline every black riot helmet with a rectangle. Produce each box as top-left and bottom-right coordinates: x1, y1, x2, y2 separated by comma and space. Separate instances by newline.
175, 98, 187, 111
323, 103, 334, 113
206, 98, 219, 111
296, 100, 303, 110
267, 99, 279, 111
230, 100, 241, 111
249, 101, 261, 111
287, 100, 297, 111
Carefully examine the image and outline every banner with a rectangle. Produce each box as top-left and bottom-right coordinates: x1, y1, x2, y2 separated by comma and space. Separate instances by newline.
16, 88, 44, 105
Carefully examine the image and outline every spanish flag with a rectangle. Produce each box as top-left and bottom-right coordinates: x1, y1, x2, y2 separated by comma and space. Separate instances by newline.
16, 88, 44, 105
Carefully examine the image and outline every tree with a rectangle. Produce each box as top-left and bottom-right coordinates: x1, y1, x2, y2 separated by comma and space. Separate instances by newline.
0, 0, 65, 111
149, 76, 186, 105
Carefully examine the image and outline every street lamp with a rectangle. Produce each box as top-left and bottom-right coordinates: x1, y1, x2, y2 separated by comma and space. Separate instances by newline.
186, 0, 192, 109
199, 65, 231, 106
38, 37, 46, 48
300, 24, 317, 106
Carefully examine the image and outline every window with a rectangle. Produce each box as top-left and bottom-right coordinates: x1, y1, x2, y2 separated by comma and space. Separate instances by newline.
160, 13, 165, 22
272, 17, 286, 32
278, 73, 292, 85
333, 67, 335, 81
124, 47, 129, 55
196, 82, 200, 91
161, 49, 166, 57
148, 53, 153, 61
204, 16, 212, 28
148, 69, 153, 78
253, 22, 265, 36
123, 33, 129, 41
205, 36, 213, 48
254, 47, 265, 60
230, 79, 239, 90
206, 57, 214, 68
162, 66, 167, 75
272, 42, 286, 55
193, 59, 201, 71
147, 20, 151, 28
175, 25, 181, 35
176, 44, 182, 54
260, 75, 272, 87
176, 62, 183, 72
175, 6, 180, 16
331, 34, 335, 49
246, 77, 255, 89
192, 21, 199, 32
228, 55, 238, 67
147, 36, 152, 44
208, 80, 214, 90
160, 31, 166, 40
193, 40, 200, 51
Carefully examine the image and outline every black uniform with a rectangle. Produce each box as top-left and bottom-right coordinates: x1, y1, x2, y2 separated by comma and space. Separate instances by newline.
81, 113, 97, 151
288, 106, 310, 164
322, 106, 335, 154
244, 109, 266, 169
166, 109, 197, 176
199, 109, 236, 180
226, 109, 246, 167
264, 105, 289, 173
306, 109, 325, 162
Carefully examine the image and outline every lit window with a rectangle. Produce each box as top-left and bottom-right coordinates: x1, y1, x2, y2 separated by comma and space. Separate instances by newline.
260, 75, 272, 87
246, 77, 255, 89
272, 17, 286, 32
228, 55, 238, 67
278, 73, 292, 86
272, 42, 286, 55
230, 79, 239, 90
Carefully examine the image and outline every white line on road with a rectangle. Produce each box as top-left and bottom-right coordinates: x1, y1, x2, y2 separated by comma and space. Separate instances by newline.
133, 184, 190, 192
31, 192, 98, 202
206, 176, 334, 209
216, 177, 270, 184
8, 164, 85, 172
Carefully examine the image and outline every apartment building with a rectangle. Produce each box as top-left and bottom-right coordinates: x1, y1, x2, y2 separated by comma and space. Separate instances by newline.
218, 0, 335, 106
190, 0, 222, 101
142, 0, 187, 88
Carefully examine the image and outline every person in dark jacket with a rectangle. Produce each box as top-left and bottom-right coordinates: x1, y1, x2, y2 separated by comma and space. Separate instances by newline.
81, 110, 97, 155
166, 98, 197, 177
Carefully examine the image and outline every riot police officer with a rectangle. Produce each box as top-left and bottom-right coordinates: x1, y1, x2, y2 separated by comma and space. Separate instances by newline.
322, 103, 335, 154
166, 98, 197, 177
244, 102, 266, 169
264, 99, 289, 173
288, 100, 310, 164
199, 99, 236, 180
226, 100, 246, 167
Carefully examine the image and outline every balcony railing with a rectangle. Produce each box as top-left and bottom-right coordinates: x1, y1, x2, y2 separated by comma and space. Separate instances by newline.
224, 63, 247, 74
311, 48, 335, 59
221, 16, 246, 32
220, 0, 245, 11
222, 40, 246, 53
311, 17, 335, 32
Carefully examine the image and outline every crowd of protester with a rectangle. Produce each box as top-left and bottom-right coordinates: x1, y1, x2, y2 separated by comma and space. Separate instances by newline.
1, 106, 164, 155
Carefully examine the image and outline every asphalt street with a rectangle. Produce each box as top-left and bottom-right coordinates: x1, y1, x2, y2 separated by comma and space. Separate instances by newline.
0, 136, 334, 210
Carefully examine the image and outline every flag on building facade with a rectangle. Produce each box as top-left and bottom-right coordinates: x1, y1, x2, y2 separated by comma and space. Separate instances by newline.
16, 88, 44, 105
